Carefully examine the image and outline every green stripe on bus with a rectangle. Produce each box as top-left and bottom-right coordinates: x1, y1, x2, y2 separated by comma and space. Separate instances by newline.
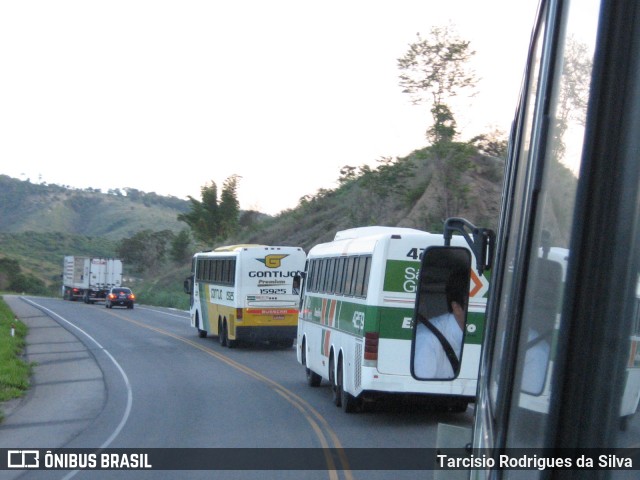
383, 260, 420, 294
304, 295, 484, 344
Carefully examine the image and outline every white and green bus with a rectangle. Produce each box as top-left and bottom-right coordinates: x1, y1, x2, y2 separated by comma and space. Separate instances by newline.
296, 226, 488, 412
184, 245, 306, 348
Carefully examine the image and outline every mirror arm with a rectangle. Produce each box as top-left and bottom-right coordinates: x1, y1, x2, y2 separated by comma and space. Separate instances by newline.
443, 217, 496, 274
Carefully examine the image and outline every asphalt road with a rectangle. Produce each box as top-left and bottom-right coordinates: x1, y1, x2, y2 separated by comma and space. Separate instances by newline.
0, 295, 473, 480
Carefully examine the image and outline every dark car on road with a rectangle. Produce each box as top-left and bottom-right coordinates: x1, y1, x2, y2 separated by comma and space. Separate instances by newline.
105, 287, 135, 309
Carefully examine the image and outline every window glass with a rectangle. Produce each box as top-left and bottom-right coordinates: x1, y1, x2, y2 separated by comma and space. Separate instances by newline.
229, 259, 236, 285
344, 257, 356, 296
353, 256, 369, 298
311, 259, 320, 292
314, 259, 322, 292
361, 256, 370, 298
310, 259, 318, 292
489, 9, 547, 413
215, 260, 221, 283
222, 260, 230, 284
319, 259, 328, 293
617, 270, 640, 452
351, 257, 362, 296
197, 259, 205, 281
335, 257, 347, 294
306, 260, 315, 292
505, 0, 599, 454
326, 258, 336, 294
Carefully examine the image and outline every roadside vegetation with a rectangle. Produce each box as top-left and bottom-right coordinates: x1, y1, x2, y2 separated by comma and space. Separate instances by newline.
0, 296, 31, 421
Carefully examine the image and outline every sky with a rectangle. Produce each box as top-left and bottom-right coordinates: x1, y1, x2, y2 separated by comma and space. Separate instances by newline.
0, 0, 540, 215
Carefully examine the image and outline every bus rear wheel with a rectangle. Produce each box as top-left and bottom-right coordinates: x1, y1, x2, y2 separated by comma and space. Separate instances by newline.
302, 340, 321, 387
219, 321, 228, 347
196, 317, 207, 338
338, 359, 360, 413
221, 321, 236, 348
329, 355, 341, 407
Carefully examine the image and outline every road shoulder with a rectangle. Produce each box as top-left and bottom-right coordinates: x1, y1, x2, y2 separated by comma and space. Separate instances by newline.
0, 295, 105, 448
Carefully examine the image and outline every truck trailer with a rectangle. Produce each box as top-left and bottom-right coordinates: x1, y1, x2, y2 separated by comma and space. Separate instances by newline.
62, 256, 123, 304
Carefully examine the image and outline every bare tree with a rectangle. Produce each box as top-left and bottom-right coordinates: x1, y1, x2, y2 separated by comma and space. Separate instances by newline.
398, 24, 478, 143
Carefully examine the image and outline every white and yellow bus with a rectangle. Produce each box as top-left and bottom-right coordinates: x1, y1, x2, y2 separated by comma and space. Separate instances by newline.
296, 226, 488, 412
184, 245, 306, 348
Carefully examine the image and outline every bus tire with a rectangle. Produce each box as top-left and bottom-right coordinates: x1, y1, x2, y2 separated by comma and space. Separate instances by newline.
223, 321, 236, 348
196, 315, 207, 338
219, 320, 228, 347
302, 340, 321, 387
338, 358, 360, 413
329, 354, 341, 407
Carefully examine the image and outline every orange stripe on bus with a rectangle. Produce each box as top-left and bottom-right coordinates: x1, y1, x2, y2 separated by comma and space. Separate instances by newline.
329, 300, 337, 327
470, 270, 483, 297
323, 330, 331, 357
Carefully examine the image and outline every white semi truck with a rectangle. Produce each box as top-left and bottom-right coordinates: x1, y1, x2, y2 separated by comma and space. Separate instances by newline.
62, 256, 123, 304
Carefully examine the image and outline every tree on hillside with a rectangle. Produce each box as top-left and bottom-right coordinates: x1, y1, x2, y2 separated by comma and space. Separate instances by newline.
470, 128, 508, 158
0, 257, 47, 295
170, 229, 194, 263
398, 25, 480, 222
358, 157, 415, 219
177, 176, 241, 245
218, 175, 241, 238
117, 230, 174, 274
334, 157, 416, 224
397, 24, 477, 144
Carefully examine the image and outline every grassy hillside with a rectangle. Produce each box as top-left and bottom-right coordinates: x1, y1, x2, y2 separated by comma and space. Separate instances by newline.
0, 175, 189, 239
0, 232, 119, 290
230, 148, 505, 250
0, 146, 513, 308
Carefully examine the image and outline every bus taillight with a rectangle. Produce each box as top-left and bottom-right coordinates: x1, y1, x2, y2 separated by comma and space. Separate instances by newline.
236, 308, 243, 321
364, 332, 379, 361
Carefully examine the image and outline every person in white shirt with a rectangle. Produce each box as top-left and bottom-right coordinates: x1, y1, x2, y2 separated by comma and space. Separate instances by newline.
413, 269, 467, 379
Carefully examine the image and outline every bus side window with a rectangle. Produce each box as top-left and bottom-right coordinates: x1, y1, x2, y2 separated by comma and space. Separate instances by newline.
335, 257, 347, 294
411, 247, 471, 380
344, 257, 356, 296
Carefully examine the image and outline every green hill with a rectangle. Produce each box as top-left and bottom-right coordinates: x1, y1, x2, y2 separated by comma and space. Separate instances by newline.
0, 175, 189, 239
231, 148, 505, 250
0, 146, 512, 309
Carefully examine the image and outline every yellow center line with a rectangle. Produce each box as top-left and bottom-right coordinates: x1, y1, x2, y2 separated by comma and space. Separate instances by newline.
107, 310, 354, 480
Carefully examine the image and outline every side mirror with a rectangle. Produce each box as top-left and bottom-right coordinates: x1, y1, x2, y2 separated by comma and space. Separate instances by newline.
293, 274, 302, 295
411, 246, 471, 380
183, 276, 193, 295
